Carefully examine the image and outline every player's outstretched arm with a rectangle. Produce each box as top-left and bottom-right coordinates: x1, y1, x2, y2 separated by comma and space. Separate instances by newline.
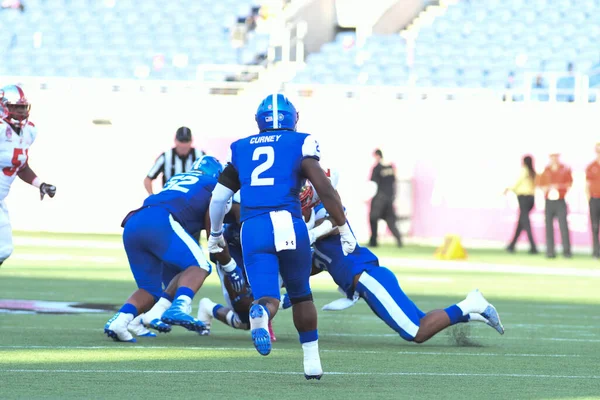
17, 163, 56, 200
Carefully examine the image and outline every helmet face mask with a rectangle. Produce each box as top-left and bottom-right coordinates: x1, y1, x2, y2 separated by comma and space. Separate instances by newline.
300, 184, 317, 211
7, 104, 30, 121
0, 85, 30, 124
299, 168, 339, 212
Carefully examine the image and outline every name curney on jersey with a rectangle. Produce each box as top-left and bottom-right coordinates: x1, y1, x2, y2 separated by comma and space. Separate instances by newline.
249, 135, 282, 144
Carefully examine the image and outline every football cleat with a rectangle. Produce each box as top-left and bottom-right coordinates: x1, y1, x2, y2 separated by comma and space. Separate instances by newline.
128, 314, 156, 337
197, 298, 214, 334
146, 318, 172, 333
481, 304, 504, 335
250, 304, 271, 356
303, 352, 323, 380
302, 340, 323, 380
468, 289, 504, 335
104, 312, 136, 342
161, 298, 208, 334
304, 360, 323, 380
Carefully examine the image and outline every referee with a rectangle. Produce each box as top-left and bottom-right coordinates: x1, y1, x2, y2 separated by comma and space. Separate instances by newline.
369, 149, 403, 248
144, 126, 206, 194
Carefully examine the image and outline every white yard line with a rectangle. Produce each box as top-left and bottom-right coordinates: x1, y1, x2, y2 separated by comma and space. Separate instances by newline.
13, 237, 122, 250
1, 324, 598, 340
326, 333, 600, 342
0, 345, 588, 357
11, 254, 118, 263
0, 368, 597, 379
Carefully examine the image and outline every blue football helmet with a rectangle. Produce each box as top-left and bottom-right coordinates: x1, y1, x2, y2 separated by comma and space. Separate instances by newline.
255, 94, 298, 132
191, 155, 223, 178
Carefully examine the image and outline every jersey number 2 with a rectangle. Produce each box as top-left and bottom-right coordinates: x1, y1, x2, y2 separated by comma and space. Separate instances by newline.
251, 146, 274, 186
3, 148, 29, 177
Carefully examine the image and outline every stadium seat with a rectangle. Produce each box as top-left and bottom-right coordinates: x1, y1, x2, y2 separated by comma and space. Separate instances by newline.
0, 0, 264, 80
295, 0, 599, 100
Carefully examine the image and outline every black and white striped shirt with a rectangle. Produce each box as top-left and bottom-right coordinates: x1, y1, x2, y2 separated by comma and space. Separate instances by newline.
147, 148, 206, 185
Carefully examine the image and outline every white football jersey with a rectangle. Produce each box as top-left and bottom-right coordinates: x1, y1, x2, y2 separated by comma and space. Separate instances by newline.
0, 119, 37, 201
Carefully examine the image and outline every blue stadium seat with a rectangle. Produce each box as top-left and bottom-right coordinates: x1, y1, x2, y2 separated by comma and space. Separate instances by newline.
0, 0, 263, 80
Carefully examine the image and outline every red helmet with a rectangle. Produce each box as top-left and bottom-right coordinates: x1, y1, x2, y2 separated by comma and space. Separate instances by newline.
300, 168, 340, 211
300, 184, 316, 211
0, 85, 31, 123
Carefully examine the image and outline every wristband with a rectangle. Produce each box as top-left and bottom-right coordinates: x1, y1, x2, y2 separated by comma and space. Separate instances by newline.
337, 222, 350, 234
210, 230, 223, 237
221, 258, 237, 273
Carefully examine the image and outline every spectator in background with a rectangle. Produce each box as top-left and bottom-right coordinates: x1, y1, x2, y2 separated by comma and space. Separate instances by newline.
558, 62, 576, 103
539, 152, 573, 258
144, 127, 206, 195
503, 71, 515, 102
532, 74, 549, 102
369, 149, 402, 248
505, 155, 538, 254
585, 142, 600, 259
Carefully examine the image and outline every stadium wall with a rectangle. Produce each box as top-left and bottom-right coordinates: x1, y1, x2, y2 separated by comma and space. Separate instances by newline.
7, 88, 597, 250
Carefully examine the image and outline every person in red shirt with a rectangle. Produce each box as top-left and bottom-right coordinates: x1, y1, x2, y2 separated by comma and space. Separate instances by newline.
538, 152, 573, 258
585, 143, 600, 258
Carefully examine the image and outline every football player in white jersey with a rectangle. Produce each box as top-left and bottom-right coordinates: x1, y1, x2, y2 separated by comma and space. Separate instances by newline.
0, 85, 56, 266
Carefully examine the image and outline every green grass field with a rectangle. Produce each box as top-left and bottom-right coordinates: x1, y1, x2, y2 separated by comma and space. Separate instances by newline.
1, 232, 599, 400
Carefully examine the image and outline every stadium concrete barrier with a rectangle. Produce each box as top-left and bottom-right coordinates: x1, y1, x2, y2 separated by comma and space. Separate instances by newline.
6, 86, 597, 249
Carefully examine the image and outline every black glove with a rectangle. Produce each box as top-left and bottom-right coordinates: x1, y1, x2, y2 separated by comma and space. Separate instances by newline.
40, 183, 56, 200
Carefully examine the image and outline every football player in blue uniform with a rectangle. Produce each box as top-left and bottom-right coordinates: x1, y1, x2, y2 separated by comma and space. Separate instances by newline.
198, 221, 253, 332
299, 188, 505, 343
104, 156, 243, 342
197, 200, 278, 341
207, 94, 356, 380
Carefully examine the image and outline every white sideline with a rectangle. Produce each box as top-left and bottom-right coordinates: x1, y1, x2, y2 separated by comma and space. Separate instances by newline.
2, 369, 598, 379
10, 254, 117, 263
0, 345, 587, 357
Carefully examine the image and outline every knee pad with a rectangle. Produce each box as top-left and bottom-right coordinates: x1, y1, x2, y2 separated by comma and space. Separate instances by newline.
289, 293, 313, 305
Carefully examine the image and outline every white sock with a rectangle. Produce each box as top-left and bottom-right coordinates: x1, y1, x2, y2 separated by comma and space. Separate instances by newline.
198, 298, 217, 320
456, 298, 474, 315
224, 310, 246, 329
302, 340, 320, 358
178, 295, 192, 306
142, 298, 171, 324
